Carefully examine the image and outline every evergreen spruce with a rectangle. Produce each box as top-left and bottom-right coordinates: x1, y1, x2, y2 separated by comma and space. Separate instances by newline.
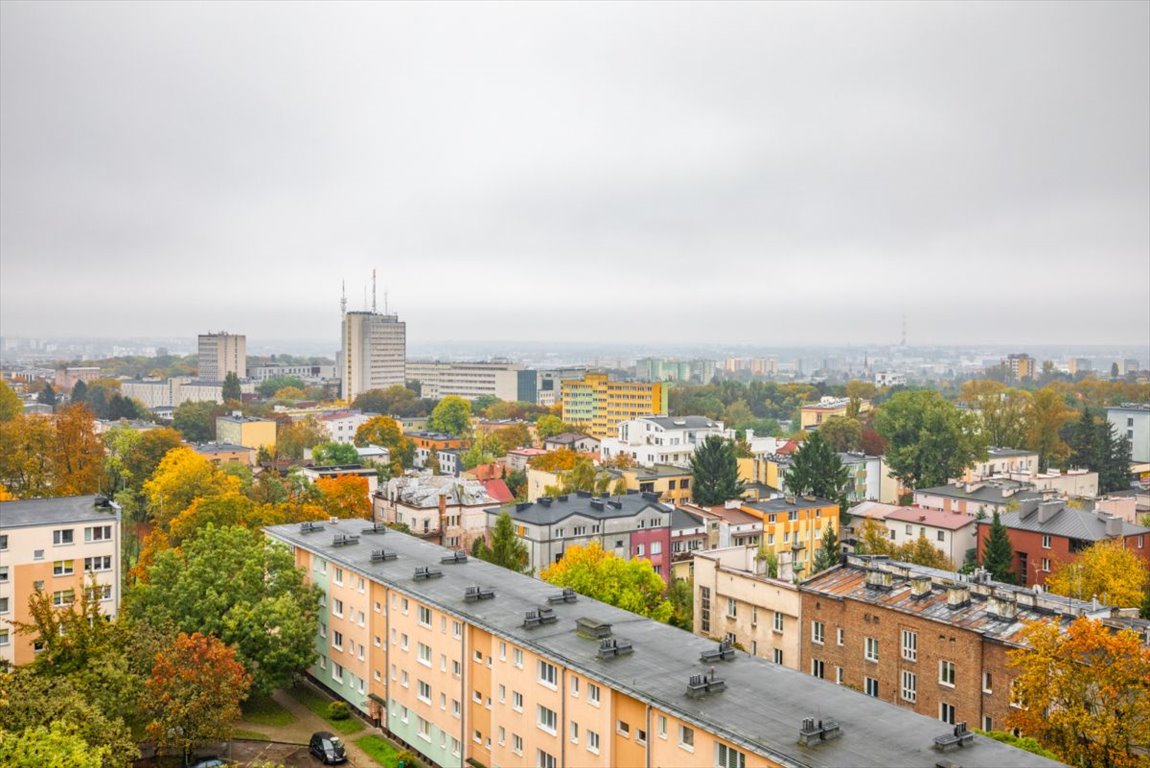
784, 431, 850, 513
689, 435, 744, 505
472, 511, 530, 573
812, 524, 840, 574
982, 510, 1015, 583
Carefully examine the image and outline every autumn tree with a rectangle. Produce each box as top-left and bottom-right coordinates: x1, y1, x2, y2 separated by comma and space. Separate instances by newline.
959, 380, 1032, 448
817, 416, 862, 453
142, 447, 241, 526
128, 524, 321, 693
690, 435, 744, 505
166, 492, 325, 548
540, 542, 672, 622
352, 384, 429, 417
1024, 385, 1074, 471
354, 415, 415, 472
278, 416, 328, 460
51, 404, 105, 496
0, 721, 112, 768
783, 431, 849, 511
529, 448, 581, 473
316, 475, 372, 519
471, 511, 529, 572
981, 511, 1015, 583
667, 577, 693, 629
1045, 541, 1148, 608
311, 441, 359, 465
427, 395, 473, 436
171, 399, 221, 442
893, 533, 955, 571
144, 632, 251, 760
874, 390, 984, 490
0, 414, 56, 498
534, 414, 576, 441
461, 432, 507, 470
852, 517, 893, 556
492, 423, 531, 451
0, 378, 23, 420
1007, 617, 1150, 767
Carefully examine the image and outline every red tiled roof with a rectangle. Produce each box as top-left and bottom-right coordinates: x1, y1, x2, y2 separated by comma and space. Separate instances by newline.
482, 479, 515, 503
885, 506, 975, 530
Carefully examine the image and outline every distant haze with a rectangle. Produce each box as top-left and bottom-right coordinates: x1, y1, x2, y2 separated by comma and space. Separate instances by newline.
1, 2, 1147, 348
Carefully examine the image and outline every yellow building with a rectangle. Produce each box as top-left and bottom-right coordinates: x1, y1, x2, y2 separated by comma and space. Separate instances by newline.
799, 397, 871, 431
215, 414, 277, 452
560, 373, 667, 439
614, 464, 693, 505
739, 496, 840, 580
266, 522, 1040, 768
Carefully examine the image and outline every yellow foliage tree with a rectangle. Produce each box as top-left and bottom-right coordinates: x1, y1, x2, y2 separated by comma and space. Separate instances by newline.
0, 483, 15, 501
143, 447, 241, 527
51, 404, 105, 496
1045, 541, 1148, 608
540, 542, 672, 622
1008, 617, 1150, 767
315, 475, 372, 519
528, 449, 581, 473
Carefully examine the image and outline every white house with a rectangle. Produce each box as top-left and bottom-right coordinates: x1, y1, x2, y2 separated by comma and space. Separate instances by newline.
882, 506, 977, 565
600, 416, 726, 468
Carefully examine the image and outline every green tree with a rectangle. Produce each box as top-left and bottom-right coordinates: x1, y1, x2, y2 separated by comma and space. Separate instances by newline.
70, 378, 89, 404
222, 372, 242, 402
1069, 408, 1132, 494
689, 435, 744, 505
667, 577, 693, 629
981, 511, 1015, 583
354, 415, 415, 472
783, 431, 849, 511
172, 400, 221, 442
812, 524, 840, 574
257, 375, 306, 399
37, 383, 57, 407
0, 721, 111, 768
311, 441, 360, 465
535, 414, 575, 441
127, 525, 321, 694
471, 512, 530, 572
959, 381, 1031, 448
539, 542, 672, 622
352, 384, 430, 418
0, 379, 23, 420
817, 416, 862, 453
472, 394, 501, 413
427, 395, 473, 436
874, 390, 984, 490
1025, 386, 1074, 471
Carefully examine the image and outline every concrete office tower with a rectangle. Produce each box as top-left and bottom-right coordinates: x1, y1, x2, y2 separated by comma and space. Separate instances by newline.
341, 311, 406, 401
198, 332, 246, 380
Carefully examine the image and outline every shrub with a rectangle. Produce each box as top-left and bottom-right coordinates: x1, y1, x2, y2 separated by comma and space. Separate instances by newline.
327, 700, 351, 721
396, 749, 425, 768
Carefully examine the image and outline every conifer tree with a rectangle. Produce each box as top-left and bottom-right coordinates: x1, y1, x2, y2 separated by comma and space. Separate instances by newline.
812, 524, 840, 574
982, 511, 1015, 583
689, 435, 744, 505
472, 511, 529, 573
784, 431, 850, 512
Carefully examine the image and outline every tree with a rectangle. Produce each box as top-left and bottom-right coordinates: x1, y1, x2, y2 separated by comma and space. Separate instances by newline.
311, 441, 360, 465
853, 517, 893, 556
783, 431, 849, 511
172, 400, 221, 442
427, 395, 472, 436
277, 416, 327, 460
689, 435, 744, 505
812, 524, 840, 574
534, 414, 575, 441
354, 415, 415, 472
817, 416, 862, 453
667, 577, 693, 630
0, 721, 111, 768
471, 511, 529, 572
1069, 408, 1132, 494
1025, 386, 1074, 471
492, 423, 531, 452
37, 383, 58, 407
1045, 541, 1148, 608
257, 375, 307, 398
461, 432, 506, 470
128, 525, 321, 694
893, 533, 955, 570
144, 632, 251, 760
143, 447, 241, 527
0, 378, 23, 420
0, 415, 57, 498
959, 381, 1031, 449
529, 448, 580, 473
51, 404, 105, 495
352, 384, 429, 418
222, 372, 242, 402
71, 378, 89, 404
540, 542, 672, 622
874, 390, 984, 490
1007, 617, 1150, 768
981, 511, 1015, 583
315, 475, 372, 519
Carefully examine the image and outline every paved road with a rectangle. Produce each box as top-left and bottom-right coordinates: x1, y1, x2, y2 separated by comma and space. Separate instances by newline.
235, 685, 380, 768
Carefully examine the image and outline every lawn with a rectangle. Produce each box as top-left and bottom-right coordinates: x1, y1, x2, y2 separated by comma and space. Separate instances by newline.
356, 735, 401, 767
241, 693, 296, 726
288, 683, 364, 735
232, 727, 271, 741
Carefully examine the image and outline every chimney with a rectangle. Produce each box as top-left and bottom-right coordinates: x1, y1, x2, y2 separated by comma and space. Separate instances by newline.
1104, 515, 1123, 537
946, 584, 971, 609
1037, 500, 1062, 524
911, 575, 932, 598
986, 594, 1017, 620
865, 569, 894, 591
1019, 498, 1040, 518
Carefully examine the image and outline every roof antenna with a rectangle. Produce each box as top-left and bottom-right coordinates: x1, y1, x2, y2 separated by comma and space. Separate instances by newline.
372, 268, 377, 313
384, 288, 389, 315
340, 281, 347, 316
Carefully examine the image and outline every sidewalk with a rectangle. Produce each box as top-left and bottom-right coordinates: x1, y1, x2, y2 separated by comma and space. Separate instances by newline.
235, 685, 381, 767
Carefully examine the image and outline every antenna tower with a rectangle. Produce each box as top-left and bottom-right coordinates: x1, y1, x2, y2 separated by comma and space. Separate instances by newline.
340, 281, 347, 315
372, 269, 377, 313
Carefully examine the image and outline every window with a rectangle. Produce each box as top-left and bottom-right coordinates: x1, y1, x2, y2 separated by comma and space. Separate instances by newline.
333, 663, 344, 682
513, 648, 524, 668
727, 598, 737, 618
865, 637, 879, 662
418, 605, 432, 627
835, 666, 844, 685
679, 725, 694, 751
811, 620, 825, 645
982, 671, 992, 693
940, 660, 956, 686
0, 629, 8, 646
617, 720, 630, 737
452, 737, 462, 756
811, 659, 825, 679
651, 541, 662, 555
636, 544, 645, 556
537, 705, 558, 734
453, 621, 462, 638
773, 611, 784, 633
588, 683, 600, 705
418, 642, 431, 666
901, 670, 917, 702
84, 555, 113, 572
570, 676, 579, 697
333, 567, 344, 585
452, 660, 461, 677
905, 524, 913, 536
0, 534, 6, 550
512, 734, 523, 755
1042, 534, 1051, 549
716, 744, 746, 768
417, 716, 431, 741
52, 560, 74, 576
587, 730, 600, 753
418, 680, 431, 703
401, 633, 409, 651
498, 684, 506, 703
53, 529, 75, 545
538, 660, 558, 687
498, 726, 505, 745
637, 728, 647, 745
865, 677, 879, 697
837, 627, 844, 646
940, 702, 956, 724
773, 648, 784, 665
52, 589, 75, 606
983, 716, 993, 732
700, 586, 711, 632
473, 649, 484, 663
512, 691, 524, 711
537, 749, 557, 768
901, 629, 917, 661
333, 630, 344, 651
452, 699, 461, 717
570, 722, 579, 743
1042, 558, 1051, 572
0, 597, 7, 614
658, 715, 668, 738
357, 577, 365, 593
332, 598, 344, 618
500, 641, 507, 661
401, 670, 408, 687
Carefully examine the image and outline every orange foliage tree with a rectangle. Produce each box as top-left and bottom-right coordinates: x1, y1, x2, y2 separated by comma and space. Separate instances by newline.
0, 407, 104, 498
51, 404, 105, 495
528, 448, 581, 473
1008, 617, 1150, 767
144, 632, 251, 759
316, 475, 372, 519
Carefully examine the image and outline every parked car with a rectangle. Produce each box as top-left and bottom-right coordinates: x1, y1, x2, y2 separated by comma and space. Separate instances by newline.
187, 759, 229, 768
309, 731, 348, 765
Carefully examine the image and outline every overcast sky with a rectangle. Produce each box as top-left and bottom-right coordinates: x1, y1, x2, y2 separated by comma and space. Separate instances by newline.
2, 1, 1147, 349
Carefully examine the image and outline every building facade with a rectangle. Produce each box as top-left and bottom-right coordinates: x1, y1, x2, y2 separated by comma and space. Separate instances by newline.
881, 507, 977, 566
1108, 403, 1150, 463
739, 497, 840, 581
406, 361, 529, 403
799, 397, 871, 431
600, 416, 726, 469
198, 332, 247, 380
341, 311, 406, 401
0, 496, 122, 666
560, 373, 667, 440
216, 414, 277, 452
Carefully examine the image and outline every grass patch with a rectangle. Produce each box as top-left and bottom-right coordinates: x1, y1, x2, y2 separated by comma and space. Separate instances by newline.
289, 683, 364, 735
232, 728, 272, 741
355, 735, 401, 767
242, 692, 296, 726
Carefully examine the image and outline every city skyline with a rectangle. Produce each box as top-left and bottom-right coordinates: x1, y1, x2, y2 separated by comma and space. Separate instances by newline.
2, 2, 1148, 347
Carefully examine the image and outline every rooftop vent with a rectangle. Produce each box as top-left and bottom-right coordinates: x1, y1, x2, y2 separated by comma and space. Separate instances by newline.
911, 575, 933, 598
332, 533, 360, 547
299, 521, 324, 534
370, 549, 398, 562
361, 523, 388, 535
441, 551, 469, 565
414, 566, 443, 581
686, 670, 726, 698
589, 500, 605, 511
641, 491, 660, 502
946, 585, 971, 609
933, 722, 974, 752
798, 717, 843, 746
986, 594, 1017, 620
865, 569, 894, 591
538, 497, 552, 507
94, 495, 112, 508
607, 500, 622, 509
557, 495, 569, 502
700, 639, 737, 663
576, 490, 592, 498
464, 586, 495, 602
1104, 515, 1123, 536
548, 588, 579, 605
516, 502, 531, 512
575, 617, 611, 638
596, 638, 634, 659
523, 607, 558, 627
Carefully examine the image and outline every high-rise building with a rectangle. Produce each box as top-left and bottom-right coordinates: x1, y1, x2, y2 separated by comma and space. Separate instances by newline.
560, 372, 667, 439
197, 332, 246, 380
341, 311, 406, 401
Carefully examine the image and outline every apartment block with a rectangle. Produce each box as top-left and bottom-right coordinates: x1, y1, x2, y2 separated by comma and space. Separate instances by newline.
266, 522, 1055, 768
406, 360, 532, 403
560, 373, 667, 440
216, 413, 277, 452
198, 331, 247, 380
316, 409, 376, 445
0, 496, 122, 666
1108, 403, 1150, 463
341, 311, 406, 401
739, 497, 840, 581
600, 416, 726, 469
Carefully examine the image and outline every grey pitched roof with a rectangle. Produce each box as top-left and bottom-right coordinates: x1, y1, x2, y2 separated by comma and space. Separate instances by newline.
744, 496, 837, 513
991, 503, 1150, 540
641, 415, 723, 430
265, 523, 1061, 768
670, 506, 704, 531
543, 432, 598, 445
0, 495, 120, 529
916, 482, 1039, 505
496, 492, 668, 526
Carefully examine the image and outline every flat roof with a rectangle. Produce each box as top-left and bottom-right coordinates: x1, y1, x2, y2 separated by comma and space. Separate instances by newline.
743, 496, 837, 514
496, 493, 667, 526
884, 506, 976, 531
266, 523, 1059, 768
0, 495, 120, 529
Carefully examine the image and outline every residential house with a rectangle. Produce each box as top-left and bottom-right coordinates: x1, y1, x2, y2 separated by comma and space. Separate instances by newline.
317, 409, 376, 445
541, 432, 601, 454
1108, 403, 1150, 463
216, 413, 277, 452
599, 416, 725, 469
374, 473, 501, 551
194, 441, 256, 467
882, 507, 977, 566
611, 464, 693, 505
914, 480, 1041, 519
799, 397, 871, 431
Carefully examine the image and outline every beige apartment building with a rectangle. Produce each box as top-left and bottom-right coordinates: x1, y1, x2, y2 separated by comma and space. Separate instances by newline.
265, 522, 1054, 768
341, 311, 406, 401
198, 331, 247, 380
216, 413, 277, 452
0, 496, 122, 666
